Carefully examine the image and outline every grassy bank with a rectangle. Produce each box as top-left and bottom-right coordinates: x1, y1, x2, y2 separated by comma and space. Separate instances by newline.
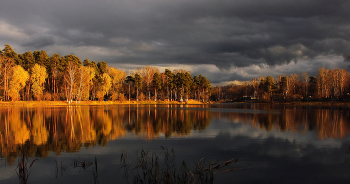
0, 99, 208, 107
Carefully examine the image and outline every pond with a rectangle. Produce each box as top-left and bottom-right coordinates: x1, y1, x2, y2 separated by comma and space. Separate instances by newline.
0, 103, 350, 184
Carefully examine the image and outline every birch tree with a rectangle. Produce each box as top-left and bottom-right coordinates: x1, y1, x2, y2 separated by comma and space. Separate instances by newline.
141, 66, 159, 100
64, 55, 81, 103
65, 60, 78, 103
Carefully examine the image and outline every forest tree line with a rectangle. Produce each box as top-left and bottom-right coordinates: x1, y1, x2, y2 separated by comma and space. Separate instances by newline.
211, 68, 350, 102
0, 44, 211, 102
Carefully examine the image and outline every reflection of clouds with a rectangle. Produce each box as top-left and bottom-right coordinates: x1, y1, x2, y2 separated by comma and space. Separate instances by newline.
0, 166, 16, 180
189, 118, 345, 155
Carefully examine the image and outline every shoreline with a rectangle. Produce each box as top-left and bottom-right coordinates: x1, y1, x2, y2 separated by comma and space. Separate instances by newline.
0, 100, 348, 107
0, 100, 210, 107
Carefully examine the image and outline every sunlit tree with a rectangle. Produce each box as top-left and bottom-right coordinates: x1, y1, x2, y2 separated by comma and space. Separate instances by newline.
21, 51, 35, 100
31, 64, 48, 100
96, 73, 112, 101
8, 65, 29, 101
109, 67, 126, 100
1, 45, 18, 100
64, 55, 81, 103
76, 66, 95, 102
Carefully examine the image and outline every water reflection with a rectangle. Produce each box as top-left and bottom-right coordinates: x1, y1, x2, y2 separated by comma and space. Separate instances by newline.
0, 104, 350, 164
0, 105, 212, 163
212, 104, 350, 139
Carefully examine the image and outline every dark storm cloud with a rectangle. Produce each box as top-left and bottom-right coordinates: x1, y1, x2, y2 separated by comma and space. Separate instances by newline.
1, 0, 350, 81
21, 34, 55, 49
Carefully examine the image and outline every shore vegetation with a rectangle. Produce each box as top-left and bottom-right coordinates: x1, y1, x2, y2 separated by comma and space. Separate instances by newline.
0, 45, 211, 104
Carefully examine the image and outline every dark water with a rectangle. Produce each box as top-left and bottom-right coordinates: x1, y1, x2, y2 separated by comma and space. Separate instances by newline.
1, 103, 350, 184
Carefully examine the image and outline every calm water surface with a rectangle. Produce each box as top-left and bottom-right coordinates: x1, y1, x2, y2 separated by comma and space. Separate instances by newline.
1, 103, 350, 184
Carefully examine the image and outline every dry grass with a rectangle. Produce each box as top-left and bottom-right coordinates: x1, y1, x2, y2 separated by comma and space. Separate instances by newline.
15, 144, 38, 184
118, 147, 240, 184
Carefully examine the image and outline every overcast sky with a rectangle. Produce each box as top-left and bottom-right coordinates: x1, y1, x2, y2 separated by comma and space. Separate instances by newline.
1, 0, 350, 85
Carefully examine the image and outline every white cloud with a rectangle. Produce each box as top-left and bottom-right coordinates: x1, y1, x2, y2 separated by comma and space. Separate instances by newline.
0, 20, 28, 41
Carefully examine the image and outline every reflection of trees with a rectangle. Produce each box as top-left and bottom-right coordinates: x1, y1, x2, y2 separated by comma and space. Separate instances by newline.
124, 105, 212, 139
212, 104, 350, 139
0, 105, 212, 161
1, 104, 349, 163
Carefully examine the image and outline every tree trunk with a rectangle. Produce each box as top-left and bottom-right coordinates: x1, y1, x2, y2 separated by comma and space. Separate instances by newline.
129, 83, 131, 101
155, 88, 157, 101
137, 88, 139, 101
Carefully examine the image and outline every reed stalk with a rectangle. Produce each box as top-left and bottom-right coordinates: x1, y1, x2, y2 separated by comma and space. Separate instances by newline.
118, 147, 240, 184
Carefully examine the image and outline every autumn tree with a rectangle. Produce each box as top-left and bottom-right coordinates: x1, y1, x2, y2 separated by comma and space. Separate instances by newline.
109, 67, 126, 100
0, 45, 219, 102
20, 51, 35, 100
97, 61, 108, 74
317, 68, 329, 98
339, 69, 348, 95
31, 64, 48, 100
83, 59, 99, 100
8, 65, 29, 101
76, 66, 95, 102
1, 44, 18, 100
96, 73, 112, 101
